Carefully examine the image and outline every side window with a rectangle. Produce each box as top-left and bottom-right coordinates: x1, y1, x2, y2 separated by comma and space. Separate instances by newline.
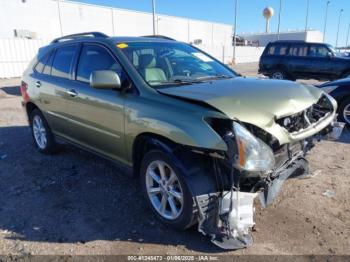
51, 45, 78, 79
76, 44, 122, 83
34, 53, 49, 73
43, 51, 54, 75
289, 45, 308, 57
309, 45, 329, 57
267, 44, 288, 56
267, 44, 276, 55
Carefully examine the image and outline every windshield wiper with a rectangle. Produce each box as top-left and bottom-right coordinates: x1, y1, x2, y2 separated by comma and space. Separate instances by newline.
148, 79, 204, 86
195, 74, 233, 81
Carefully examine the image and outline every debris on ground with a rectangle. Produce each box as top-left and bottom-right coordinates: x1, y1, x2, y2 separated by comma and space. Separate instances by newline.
322, 190, 335, 199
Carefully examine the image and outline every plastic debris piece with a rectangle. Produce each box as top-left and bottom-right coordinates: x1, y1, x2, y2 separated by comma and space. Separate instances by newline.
311, 170, 322, 178
322, 190, 335, 198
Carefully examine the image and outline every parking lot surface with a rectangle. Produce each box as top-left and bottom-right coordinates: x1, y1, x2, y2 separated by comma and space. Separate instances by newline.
0, 66, 349, 255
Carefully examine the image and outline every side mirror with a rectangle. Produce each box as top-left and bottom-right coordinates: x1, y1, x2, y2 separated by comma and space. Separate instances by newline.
90, 70, 121, 90
327, 52, 334, 59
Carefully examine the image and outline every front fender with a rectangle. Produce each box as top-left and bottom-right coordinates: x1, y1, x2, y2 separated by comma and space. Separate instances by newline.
124, 97, 228, 163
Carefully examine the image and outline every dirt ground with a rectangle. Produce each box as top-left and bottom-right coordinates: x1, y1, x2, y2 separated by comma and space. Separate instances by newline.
0, 66, 349, 257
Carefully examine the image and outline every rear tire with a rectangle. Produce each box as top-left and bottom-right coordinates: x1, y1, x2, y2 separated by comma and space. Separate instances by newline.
140, 149, 195, 230
339, 97, 350, 126
29, 109, 57, 154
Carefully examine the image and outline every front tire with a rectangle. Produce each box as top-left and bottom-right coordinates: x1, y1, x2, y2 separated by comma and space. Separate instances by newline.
270, 70, 286, 80
339, 97, 350, 126
140, 150, 195, 230
29, 109, 57, 154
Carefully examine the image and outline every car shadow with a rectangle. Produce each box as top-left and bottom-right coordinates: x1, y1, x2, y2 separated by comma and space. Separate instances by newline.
333, 125, 350, 144
0, 125, 223, 253
0, 85, 21, 96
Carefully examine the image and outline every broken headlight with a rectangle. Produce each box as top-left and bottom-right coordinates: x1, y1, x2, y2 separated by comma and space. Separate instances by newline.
233, 122, 275, 172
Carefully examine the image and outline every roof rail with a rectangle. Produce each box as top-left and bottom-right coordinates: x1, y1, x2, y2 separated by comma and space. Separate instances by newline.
142, 35, 176, 41
274, 40, 306, 43
51, 32, 108, 44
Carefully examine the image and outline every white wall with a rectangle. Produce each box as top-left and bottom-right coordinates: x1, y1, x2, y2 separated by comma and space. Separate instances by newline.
0, 38, 264, 78
241, 30, 324, 47
0, 0, 233, 48
198, 44, 264, 64
60, 1, 114, 35
0, 0, 61, 40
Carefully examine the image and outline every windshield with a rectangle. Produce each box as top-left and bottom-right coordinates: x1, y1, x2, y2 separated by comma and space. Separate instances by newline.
327, 44, 342, 57
118, 41, 237, 87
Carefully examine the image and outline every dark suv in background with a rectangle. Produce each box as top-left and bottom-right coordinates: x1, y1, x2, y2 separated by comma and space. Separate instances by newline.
259, 40, 350, 81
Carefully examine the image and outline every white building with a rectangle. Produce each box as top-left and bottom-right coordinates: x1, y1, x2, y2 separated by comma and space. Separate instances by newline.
240, 30, 324, 47
0, 0, 233, 47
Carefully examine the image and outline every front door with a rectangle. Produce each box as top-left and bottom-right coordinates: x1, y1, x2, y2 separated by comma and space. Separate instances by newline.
308, 44, 335, 79
64, 43, 127, 163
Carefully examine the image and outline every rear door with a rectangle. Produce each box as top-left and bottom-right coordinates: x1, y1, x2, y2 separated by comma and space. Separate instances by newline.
33, 44, 79, 136
259, 43, 289, 74
64, 43, 127, 163
285, 44, 309, 78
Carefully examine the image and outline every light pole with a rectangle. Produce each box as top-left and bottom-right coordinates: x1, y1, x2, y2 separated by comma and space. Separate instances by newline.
232, 0, 238, 65
152, 0, 156, 35
57, 0, 63, 36
346, 23, 350, 49
335, 9, 343, 48
323, 1, 330, 42
305, 0, 310, 34
277, 0, 282, 40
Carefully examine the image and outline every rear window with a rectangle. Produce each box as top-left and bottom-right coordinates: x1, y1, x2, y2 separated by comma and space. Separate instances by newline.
51, 45, 78, 79
289, 45, 308, 57
267, 44, 288, 56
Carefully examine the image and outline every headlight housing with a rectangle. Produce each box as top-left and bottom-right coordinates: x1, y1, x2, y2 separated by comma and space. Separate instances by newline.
233, 122, 275, 172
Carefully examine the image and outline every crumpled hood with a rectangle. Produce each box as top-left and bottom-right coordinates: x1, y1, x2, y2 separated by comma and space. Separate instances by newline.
158, 77, 323, 132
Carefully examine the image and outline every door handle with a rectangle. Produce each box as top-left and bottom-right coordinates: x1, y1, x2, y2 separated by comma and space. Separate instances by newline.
35, 81, 41, 88
66, 89, 78, 97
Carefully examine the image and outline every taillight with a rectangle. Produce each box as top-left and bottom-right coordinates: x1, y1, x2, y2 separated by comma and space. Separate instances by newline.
20, 81, 30, 103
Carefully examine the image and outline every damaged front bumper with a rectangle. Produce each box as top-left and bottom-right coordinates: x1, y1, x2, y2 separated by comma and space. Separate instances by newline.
193, 121, 344, 250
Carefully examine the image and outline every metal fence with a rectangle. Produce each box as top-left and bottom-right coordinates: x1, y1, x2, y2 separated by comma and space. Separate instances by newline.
0, 38, 48, 78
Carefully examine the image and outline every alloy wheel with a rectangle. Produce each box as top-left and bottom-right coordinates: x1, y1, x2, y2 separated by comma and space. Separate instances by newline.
32, 115, 47, 149
272, 72, 284, 80
343, 103, 350, 124
145, 160, 184, 220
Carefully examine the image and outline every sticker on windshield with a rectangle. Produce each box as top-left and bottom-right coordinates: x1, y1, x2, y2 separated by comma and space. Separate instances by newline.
117, 43, 128, 49
192, 52, 213, 62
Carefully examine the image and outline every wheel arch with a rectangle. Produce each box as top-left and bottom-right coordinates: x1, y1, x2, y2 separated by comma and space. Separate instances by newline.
25, 101, 39, 119
133, 132, 218, 198
131, 133, 180, 177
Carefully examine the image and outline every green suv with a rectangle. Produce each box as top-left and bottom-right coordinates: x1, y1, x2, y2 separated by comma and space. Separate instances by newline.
21, 32, 341, 249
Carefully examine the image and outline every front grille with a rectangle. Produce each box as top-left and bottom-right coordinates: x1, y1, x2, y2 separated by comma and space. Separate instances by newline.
277, 95, 333, 134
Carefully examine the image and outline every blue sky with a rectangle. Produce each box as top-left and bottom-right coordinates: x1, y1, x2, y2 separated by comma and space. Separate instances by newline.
75, 0, 350, 47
